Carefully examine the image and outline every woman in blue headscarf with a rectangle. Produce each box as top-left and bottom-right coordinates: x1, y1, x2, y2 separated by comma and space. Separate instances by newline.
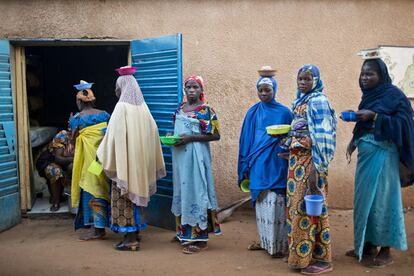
285, 65, 336, 274
345, 58, 413, 268
238, 69, 293, 257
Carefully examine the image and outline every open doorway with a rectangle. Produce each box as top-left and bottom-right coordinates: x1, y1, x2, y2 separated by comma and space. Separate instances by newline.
24, 44, 129, 214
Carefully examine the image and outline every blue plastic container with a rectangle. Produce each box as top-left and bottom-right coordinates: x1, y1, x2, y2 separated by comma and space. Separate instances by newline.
304, 195, 324, 216
340, 111, 357, 122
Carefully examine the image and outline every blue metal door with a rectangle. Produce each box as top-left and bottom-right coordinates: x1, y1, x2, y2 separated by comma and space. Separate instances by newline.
0, 41, 20, 232
130, 34, 182, 230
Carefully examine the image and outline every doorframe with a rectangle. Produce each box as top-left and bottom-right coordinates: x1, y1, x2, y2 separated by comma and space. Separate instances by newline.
10, 39, 131, 211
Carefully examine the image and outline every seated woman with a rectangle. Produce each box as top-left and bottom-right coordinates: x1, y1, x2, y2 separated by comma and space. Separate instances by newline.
36, 130, 74, 212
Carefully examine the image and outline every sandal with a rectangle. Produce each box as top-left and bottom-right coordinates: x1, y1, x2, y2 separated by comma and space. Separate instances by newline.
247, 241, 263, 251
182, 243, 208, 254
78, 230, 106, 241
115, 241, 140, 251
50, 204, 60, 212
367, 257, 394, 269
301, 263, 333, 275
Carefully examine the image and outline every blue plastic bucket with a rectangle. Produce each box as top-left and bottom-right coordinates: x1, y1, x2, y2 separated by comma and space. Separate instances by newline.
304, 195, 324, 216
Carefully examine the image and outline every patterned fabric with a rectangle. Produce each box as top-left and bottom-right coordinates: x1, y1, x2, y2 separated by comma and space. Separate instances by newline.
171, 112, 220, 232
184, 75, 205, 102
116, 75, 145, 106
255, 191, 288, 256
110, 184, 147, 233
287, 148, 331, 269
44, 163, 64, 183
353, 134, 407, 260
69, 111, 110, 132
42, 130, 72, 183
292, 65, 336, 173
175, 210, 221, 243
74, 190, 108, 230
174, 103, 220, 135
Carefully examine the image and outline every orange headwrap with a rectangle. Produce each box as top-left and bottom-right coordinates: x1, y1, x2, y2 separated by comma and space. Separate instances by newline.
76, 89, 96, 102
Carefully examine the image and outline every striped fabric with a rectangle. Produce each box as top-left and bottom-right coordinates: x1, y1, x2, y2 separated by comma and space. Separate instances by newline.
306, 94, 337, 173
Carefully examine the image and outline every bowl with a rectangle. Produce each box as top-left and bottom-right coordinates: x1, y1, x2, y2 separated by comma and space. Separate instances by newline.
240, 179, 250, 192
115, 66, 137, 76
340, 111, 357, 122
266, 124, 291, 135
160, 135, 181, 146
73, 83, 93, 90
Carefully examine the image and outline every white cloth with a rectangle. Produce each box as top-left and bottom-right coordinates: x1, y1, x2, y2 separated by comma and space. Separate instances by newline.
255, 190, 288, 255
97, 76, 166, 207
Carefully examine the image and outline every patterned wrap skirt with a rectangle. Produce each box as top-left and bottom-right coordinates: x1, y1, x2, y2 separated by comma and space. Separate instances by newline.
255, 190, 288, 256
286, 148, 331, 269
110, 184, 147, 233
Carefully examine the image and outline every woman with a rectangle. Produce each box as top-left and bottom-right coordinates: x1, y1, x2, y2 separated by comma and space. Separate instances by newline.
345, 58, 413, 268
70, 80, 111, 241
171, 75, 221, 254
97, 66, 166, 251
37, 130, 73, 212
285, 65, 336, 274
238, 71, 293, 257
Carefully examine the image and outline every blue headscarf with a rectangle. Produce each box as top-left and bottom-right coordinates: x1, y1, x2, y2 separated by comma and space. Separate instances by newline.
353, 58, 414, 187
294, 64, 323, 107
292, 64, 337, 173
238, 76, 293, 204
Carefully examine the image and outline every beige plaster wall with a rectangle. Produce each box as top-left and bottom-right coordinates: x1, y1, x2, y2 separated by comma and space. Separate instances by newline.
1, 0, 414, 208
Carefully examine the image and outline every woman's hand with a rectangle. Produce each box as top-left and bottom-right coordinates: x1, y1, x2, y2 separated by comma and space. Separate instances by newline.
308, 164, 319, 190
278, 152, 290, 160
346, 140, 356, 163
174, 134, 193, 146
356, 109, 376, 122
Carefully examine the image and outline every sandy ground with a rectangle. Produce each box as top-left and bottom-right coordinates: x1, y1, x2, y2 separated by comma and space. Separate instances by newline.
0, 208, 413, 276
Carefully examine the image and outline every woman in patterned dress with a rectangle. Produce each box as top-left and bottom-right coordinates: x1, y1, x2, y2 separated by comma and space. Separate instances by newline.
70, 81, 111, 241
284, 65, 336, 274
171, 75, 221, 254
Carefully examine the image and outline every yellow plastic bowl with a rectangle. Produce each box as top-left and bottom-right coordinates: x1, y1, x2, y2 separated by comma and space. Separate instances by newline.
266, 124, 291, 135
240, 179, 250, 193
160, 135, 181, 146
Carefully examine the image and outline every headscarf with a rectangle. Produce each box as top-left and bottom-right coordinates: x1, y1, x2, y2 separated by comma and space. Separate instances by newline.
115, 75, 145, 106
76, 89, 96, 102
184, 75, 205, 102
238, 76, 293, 204
256, 76, 278, 95
293, 64, 336, 173
294, 64, 323, 106
352, 58, 414, 187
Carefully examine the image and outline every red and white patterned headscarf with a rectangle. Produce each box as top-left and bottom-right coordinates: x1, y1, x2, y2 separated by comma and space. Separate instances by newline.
184, 75, 205, 102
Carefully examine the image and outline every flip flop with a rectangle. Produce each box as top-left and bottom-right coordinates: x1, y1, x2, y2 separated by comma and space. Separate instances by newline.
247, 241, 263, 251
367, 257, 394, 269
301, 264, 333, 275
115, 241, 140, 251
182, 244, 208, 254
78, 231, 106, 241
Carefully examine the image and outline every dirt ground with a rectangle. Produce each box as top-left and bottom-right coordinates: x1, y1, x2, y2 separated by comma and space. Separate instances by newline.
0, 208, 413, 276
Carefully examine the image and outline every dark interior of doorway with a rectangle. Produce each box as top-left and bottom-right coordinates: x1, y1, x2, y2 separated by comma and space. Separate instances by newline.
25, 45, 128, 214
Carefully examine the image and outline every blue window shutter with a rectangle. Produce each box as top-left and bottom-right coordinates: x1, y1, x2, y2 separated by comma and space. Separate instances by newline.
0, 40, 21, 232
130, 34, 182, 230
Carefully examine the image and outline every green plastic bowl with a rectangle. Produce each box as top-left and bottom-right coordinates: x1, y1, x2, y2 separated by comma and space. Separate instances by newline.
266, 124, 291, 135
160, 135, 181, 146
240, 179, 250, 193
